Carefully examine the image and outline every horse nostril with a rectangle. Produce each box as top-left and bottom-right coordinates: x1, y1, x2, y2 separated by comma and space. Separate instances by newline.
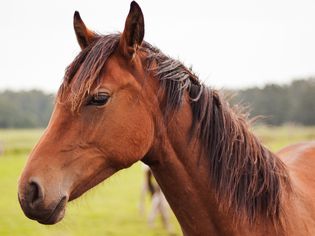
27, 180, 44, 207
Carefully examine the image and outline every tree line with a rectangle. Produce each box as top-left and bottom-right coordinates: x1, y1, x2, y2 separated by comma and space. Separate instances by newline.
0, 78, 314, 128
231, 78, 315, 125
0, 90, 54, 128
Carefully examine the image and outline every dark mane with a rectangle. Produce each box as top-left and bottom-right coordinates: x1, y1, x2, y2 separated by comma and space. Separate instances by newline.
192, 90, 291, 225
61, 33, 291, 225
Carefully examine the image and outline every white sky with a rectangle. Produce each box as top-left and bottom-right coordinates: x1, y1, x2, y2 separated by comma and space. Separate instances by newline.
0, 0, 315, 92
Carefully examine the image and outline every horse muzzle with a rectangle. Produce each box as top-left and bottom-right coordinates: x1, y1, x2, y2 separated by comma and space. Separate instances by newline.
18, 178, 68, 225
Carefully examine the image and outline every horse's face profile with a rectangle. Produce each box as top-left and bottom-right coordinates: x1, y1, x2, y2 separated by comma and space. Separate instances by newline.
18, 2, 155, 224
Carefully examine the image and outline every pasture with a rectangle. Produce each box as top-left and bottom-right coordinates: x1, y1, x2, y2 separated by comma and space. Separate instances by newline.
0, 126, 315, 236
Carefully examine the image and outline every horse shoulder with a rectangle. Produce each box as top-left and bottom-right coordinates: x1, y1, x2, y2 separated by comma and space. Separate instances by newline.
277, 141, 315, 172
277, 141, 315, 235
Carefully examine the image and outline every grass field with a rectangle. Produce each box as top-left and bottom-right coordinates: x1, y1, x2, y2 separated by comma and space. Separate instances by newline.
0, 126, 315, 236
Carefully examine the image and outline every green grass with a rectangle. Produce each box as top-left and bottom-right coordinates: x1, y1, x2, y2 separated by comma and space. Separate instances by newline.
0, 126, 314, 236
253, 125, 315, 151
0, 129, 43, 155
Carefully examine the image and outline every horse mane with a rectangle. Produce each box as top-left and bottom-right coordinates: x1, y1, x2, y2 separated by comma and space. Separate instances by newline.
61, 33, 291, 225
192, 90, 291, 225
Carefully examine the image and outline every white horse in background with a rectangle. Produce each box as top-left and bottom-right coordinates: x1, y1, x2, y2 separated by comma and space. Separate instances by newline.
139, 164, 174, 233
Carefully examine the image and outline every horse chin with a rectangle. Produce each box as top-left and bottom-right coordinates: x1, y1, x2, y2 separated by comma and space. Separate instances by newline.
68, 167, 117, 202
37, 196, 68, 225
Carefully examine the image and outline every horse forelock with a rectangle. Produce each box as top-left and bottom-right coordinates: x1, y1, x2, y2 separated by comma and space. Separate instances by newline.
59, 34, 120, 111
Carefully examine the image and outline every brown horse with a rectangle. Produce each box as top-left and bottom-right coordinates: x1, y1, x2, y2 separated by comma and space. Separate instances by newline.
18, 2, 315, 235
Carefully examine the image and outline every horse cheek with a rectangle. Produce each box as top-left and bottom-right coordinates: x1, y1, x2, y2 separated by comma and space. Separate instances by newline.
120, 110, 154, 168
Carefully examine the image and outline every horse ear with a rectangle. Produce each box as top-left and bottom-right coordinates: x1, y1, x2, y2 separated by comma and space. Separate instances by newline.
119, 1, 145, 59
73, 11, 97, 50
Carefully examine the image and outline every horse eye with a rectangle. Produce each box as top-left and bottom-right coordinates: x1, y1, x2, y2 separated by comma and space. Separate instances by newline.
87, 93, 110, 106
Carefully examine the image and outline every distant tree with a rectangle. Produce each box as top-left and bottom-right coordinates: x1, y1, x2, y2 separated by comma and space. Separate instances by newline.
0, 90, 54, 128
232, 78, 315, 125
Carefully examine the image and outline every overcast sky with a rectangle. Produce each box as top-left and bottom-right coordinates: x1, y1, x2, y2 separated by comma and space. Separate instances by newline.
0, 0, 314, 92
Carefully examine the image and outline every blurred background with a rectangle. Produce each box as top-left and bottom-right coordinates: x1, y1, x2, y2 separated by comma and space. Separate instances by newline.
0, 0, 315, 235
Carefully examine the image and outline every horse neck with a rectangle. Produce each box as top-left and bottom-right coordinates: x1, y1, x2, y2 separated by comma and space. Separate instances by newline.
144, 97, 218, 234
144, 89, 290, 235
